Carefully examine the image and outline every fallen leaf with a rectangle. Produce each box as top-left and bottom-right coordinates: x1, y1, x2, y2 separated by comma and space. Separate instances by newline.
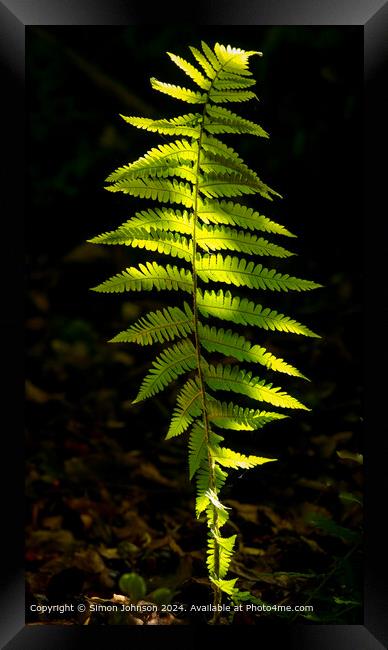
240, 546, 266, 557
337, 450, 363, 464
25, 380, 64, 404
134, 462, 178, 487
28, 529, 76, 553
225, 500, 259, 524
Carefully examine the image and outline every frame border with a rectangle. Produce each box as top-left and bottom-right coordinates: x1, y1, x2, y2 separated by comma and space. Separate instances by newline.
1, 1, 387, 647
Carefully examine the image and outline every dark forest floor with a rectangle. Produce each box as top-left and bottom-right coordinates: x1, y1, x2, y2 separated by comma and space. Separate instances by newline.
26, 252, 363, 626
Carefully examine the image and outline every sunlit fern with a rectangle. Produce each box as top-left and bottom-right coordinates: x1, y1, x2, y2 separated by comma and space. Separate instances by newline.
88, 40, 322, 619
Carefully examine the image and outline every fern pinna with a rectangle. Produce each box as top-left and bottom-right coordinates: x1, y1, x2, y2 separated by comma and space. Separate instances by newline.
89, 41, 321, 621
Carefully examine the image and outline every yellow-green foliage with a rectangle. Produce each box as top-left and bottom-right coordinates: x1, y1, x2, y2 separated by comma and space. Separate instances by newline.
89, 41, 321, 609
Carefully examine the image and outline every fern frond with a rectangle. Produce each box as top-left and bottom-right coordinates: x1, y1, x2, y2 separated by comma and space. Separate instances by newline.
167, 52, 211, 90
105, 177, 194, 208
88, 211, 193, 247
207, 399, 288, 431
92, 262, 193, 294
210, 577, 238, 596
110, 303, 194, 345
213, 75, 257, 90
107, 163, 197, 185
126, 208, 193, 234
196, 461, 227, 516
207, 534, 237, 579
198, 324, 308, 379
205, 488, 231, 513
198, 289, 319, 337
125, 208, 193, 237
205, 503, 230, 529
200, 150, 265, 186
188, 422, 208, 480
197, 224, 294, 258
201, 134, 250, 164
210, 445, 277, 469
197, 255, 322, 292
198, 175, 255, 199
133, 339, 197, 403
166, 378, 202, 440
199, 173, 276, 200
105, 140, 198, 183
120, 113, 202, 139
189, 46, 217, 80
95, 228, 193, 262
205, 105, 268, 138
198, 199, 295, 237
209, 88, 258, 103
92, 40, 322, 608
203, 363, 309, 410
213, 42, 261, 76
150, 78, 206, 104
200, 41, 220, 73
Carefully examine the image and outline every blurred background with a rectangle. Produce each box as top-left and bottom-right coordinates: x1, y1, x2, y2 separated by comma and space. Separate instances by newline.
26, 26, 363, 625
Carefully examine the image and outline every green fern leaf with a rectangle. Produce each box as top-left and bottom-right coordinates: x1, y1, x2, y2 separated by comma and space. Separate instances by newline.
166, 378, 202, 440
105, 177, 194, 208
198, 324, 308, 379
92, 262, 193, 294
201, 134, 251, 165
167, 52, 211, 90
107, 161, 197, 185
133, 339, 197, 403
189, 46, 217, 80
197, 290, 319, 337
117, 208, 193, 238
213, 42, 261, 76
200, 41, 220, 72
210, 445, 277, 469
126, 208, 193, 234
150, 78, 206, 104
188, 423, 208, 479
198, 199, 295, 237
120, 113, 202, 138
105, 140, 198, 183
209, 88, 258, 103
87, 212, 193, 246
95, 228, 193, 262
210, 577, 238, 595
196, 461, 227, 516
205, 488, 231, 512
200, 150, 266, 186
213, 75, 257, 90
203, 363, 309, 410
207, 534, 237, 579
197, 255, 322, 292
205, 503, 230, 529
110, 303, 194, 345
199, 173, 276, 200
207, 399, 288, 431
199, 150, 277, 200
197, 224, 294, 258
205, 105, 268, 137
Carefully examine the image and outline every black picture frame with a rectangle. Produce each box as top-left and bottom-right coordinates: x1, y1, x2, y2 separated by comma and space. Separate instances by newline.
1, 1, 387, 647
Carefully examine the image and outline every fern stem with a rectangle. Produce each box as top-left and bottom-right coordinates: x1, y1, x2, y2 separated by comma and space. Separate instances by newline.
190, 83, 223, 624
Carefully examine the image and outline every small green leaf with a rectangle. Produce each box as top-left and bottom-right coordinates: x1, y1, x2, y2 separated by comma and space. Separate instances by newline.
306, 514, 361, 543
118, 573, 147, 601
148, 588, 174, 605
